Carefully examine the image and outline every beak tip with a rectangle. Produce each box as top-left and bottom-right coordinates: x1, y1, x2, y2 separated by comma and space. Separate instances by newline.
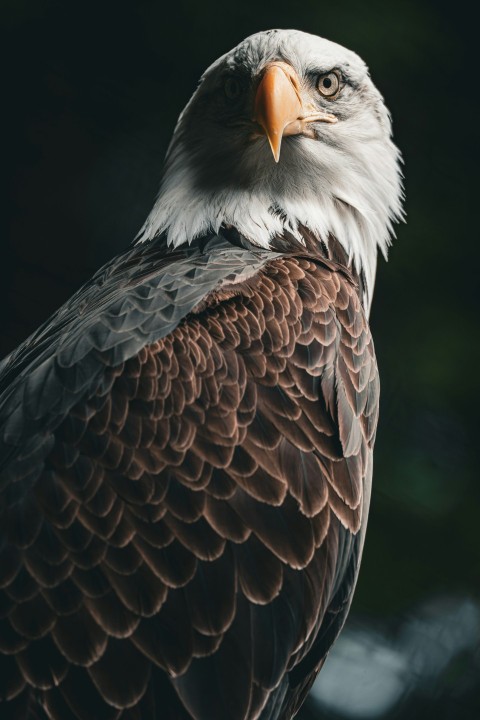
266, 136, 282, 163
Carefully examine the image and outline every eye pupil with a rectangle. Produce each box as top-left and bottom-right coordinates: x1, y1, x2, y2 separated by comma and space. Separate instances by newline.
317, 71, 340, 98
224, 78, 241, 100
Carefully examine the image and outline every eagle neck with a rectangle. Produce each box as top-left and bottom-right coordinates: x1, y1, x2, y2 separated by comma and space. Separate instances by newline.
137, 180, 380, 313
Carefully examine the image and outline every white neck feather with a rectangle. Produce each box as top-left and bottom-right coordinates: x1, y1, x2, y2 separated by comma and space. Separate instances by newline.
137, 126, 403, 313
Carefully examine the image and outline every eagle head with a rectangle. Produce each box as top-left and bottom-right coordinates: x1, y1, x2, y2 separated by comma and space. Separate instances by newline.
139, 29, 404, 309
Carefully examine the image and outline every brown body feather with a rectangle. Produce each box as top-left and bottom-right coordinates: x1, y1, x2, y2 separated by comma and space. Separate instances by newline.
0, 243, 378, 720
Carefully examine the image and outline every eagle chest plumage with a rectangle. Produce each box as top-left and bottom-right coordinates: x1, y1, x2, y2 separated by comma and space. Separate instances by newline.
0, 233, 378, 720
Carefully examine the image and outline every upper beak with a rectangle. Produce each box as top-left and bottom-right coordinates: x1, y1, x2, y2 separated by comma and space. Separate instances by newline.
253, 62, 337, 162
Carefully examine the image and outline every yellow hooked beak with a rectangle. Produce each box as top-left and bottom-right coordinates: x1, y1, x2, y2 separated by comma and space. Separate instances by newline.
253, 62, 337, 162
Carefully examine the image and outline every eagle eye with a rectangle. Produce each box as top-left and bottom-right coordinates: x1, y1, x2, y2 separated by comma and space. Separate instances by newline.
317, 71, 341, 98
224, 77, 241, 101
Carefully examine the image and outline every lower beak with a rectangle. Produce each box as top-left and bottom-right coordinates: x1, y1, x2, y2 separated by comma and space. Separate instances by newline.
253, 62, 337, 162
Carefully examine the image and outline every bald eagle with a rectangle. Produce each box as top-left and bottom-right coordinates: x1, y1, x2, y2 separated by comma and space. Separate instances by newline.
0, 29, 402, 720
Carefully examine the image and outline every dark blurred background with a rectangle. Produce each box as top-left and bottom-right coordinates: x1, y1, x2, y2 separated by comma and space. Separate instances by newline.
2, 0, 478, 717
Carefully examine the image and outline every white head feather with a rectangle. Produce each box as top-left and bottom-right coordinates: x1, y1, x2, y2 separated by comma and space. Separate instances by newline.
137, 29, 403, 311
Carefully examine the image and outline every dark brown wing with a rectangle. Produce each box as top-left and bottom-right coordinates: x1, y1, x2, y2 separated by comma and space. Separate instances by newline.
0, 246, 378, 720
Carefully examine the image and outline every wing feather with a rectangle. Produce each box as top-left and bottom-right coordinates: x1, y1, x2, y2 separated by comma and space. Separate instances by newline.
0, 235, 378, 719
